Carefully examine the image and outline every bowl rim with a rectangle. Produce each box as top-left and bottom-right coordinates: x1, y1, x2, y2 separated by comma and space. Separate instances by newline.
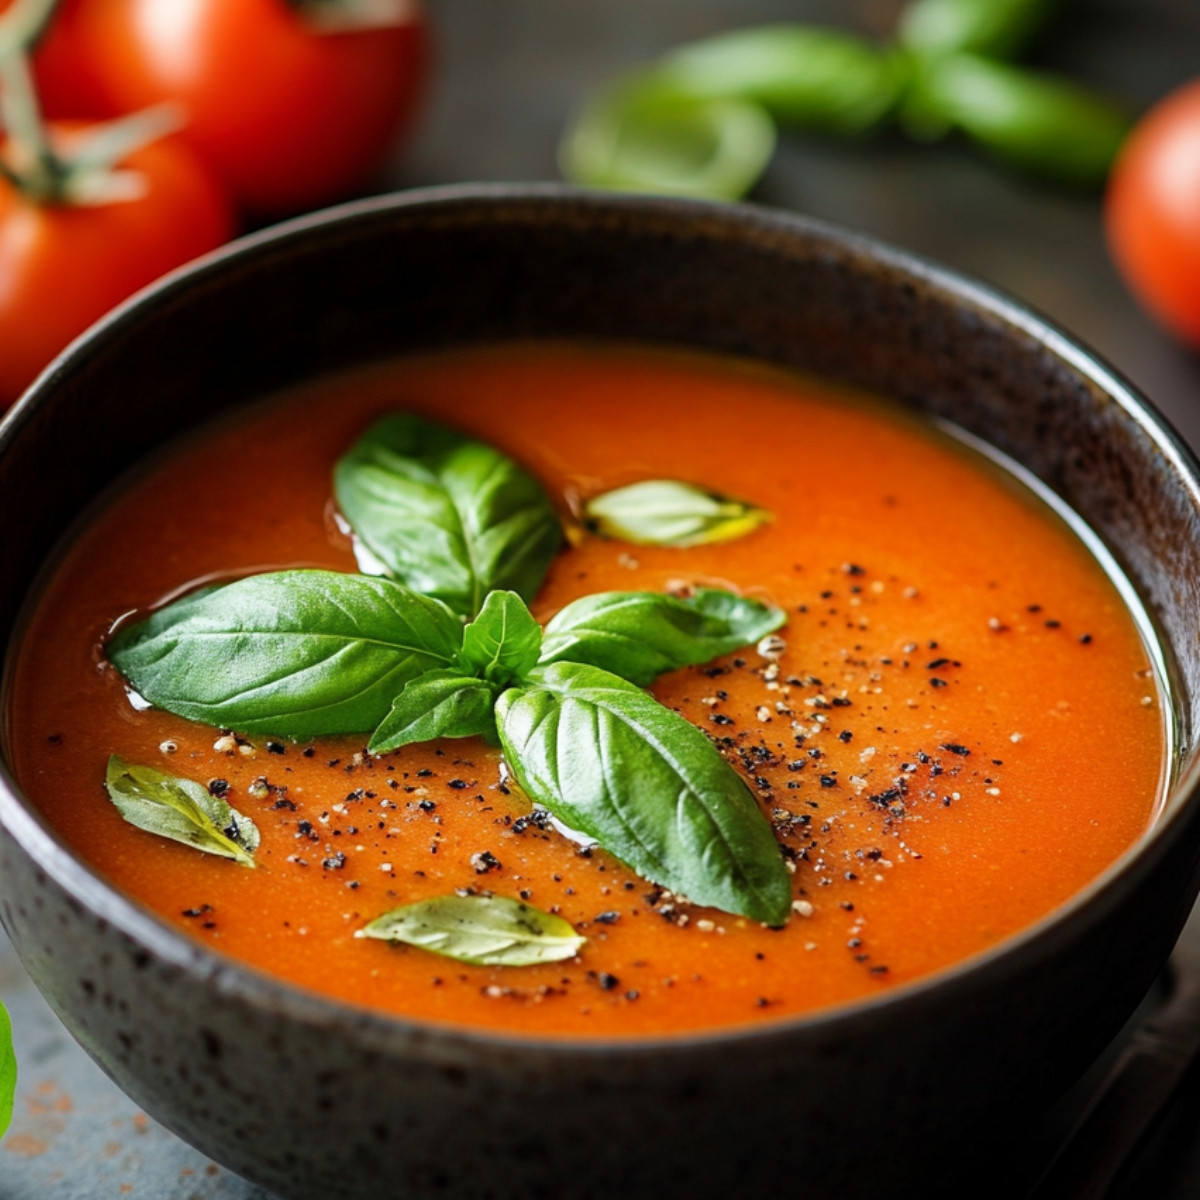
3, 180, 1200, 1058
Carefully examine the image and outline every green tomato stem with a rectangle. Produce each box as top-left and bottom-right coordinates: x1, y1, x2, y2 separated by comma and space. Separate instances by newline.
0, 0, 62, 57
0, 46, 63, 202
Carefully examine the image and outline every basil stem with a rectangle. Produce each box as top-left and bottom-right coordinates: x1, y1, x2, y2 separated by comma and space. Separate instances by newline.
107, 570, 463, 739
334, 414, 561, 619
0, 1003, 14, 1139
897, 0, 1056, 61
660, 24, 908, 135
558, 68, 776, 201
583, 479, 771, 547
903, 53, 1129, 185
496, 662, 793, 925
368, 670, 499, 753
104, 756, 260, 866
357, 894, 586, 967
540, 588, 785, 686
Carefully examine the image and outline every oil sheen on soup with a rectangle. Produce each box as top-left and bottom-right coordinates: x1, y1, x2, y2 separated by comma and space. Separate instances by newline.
4, 343, 1167, 1038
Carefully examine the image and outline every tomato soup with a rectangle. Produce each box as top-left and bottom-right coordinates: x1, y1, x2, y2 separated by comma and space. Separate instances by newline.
3, 343, 1167, 1037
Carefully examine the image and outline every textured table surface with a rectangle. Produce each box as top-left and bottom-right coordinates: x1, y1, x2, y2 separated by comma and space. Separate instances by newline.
3, 1, 1200, 1196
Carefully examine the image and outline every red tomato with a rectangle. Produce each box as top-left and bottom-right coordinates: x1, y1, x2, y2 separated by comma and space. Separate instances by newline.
0, 126, 234, 405
1106, 78, 1200, 348
67, 0, 429, 216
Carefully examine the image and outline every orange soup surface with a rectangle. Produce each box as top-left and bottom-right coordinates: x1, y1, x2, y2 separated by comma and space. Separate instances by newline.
4, 343, 1167, 1037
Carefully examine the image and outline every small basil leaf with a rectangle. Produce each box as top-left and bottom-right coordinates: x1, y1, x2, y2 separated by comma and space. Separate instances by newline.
902, 53, 1129, 185
357, 894, 586, 966
897, 0, 1055, 61
660, 25, 907, 136
0, 1003, 14, 1139
496, 663, 792, 925
583, 479, 771, 547
108, 570, 462, 739
457, 590, 543, 686
540, 588, 785, 686
104, 755, 260, 866
559, 68, 777, 202
334, 414, 561, 618
368, 670, 499, 754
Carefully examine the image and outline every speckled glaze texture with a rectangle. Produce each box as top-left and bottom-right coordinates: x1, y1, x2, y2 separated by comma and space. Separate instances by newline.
4, 187, 1200, 1200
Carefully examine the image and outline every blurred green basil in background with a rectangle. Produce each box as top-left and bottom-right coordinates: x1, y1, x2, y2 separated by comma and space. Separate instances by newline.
561, 0, 1129, 200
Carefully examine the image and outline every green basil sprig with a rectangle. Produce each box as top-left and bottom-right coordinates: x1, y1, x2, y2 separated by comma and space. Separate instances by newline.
108, 570, 462, 739
560, 1, 1127, 197
358, 894, 586, 967
896, 0, 1055, 60
498, 662, 793, 925
333, 414, 561, 619
104, 756, 260, 866
0, 1003, 14, 1140
582, 479, 771, 548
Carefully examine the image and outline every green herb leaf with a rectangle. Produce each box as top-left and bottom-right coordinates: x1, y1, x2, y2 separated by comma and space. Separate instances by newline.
368, 670, 499, 754
104, 755, 260, 866
540, 588, 785, 686
334, 414, 561, 618
496, 663, 792, 925
902, 53, 1129, 185
107, 570, 463, 739
559, 68, 777, 201
660, 24, 908, 135
583, 479, 771, 547
897, 0, 1056, 61
357, 893, 586, 966
457, 590, 543, 687
0, 1002, 14, 1140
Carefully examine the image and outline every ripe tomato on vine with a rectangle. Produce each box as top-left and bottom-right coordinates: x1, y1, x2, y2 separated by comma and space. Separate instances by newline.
57, 0, 430, 215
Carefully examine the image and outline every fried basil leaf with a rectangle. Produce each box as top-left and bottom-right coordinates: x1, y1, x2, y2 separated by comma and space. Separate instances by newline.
582, 479, 771, 547
496, 663, 792, 925
107, 571, 462, 739
104, 755, 259, 866
357, 894, 586, 966
334, 414, 561, 618
368, 670, 500, 753
539, 588, 784, 685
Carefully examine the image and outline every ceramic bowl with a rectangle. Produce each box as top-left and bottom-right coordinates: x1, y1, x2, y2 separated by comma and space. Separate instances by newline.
3, 186, 1200, 1200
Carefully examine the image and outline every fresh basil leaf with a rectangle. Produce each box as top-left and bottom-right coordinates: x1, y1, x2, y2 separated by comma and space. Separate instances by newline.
496, 663, 792, 925
583, 479, 771, 547
368, 670, 499, 753
357, 893, 586, 966
559, 68, 777, 202
107, 570, 462, 739
104, 755, 260, 866
660, 25, 907, 135
897, 0, 1055, 61
0, 1002, 14, 1139
457, 590, 543, 687
540, 588, 785, 686
902, 53, 1128, 185
333, 414, 561, 618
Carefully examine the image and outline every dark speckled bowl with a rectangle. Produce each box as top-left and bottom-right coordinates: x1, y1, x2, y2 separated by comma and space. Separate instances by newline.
3, 186, 1200, 1200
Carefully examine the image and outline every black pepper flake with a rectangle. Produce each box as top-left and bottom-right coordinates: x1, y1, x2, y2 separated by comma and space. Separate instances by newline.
470, 850, 502, 874
448, 779, 469, 790
322, 852, 347, 871
819, 775, 837, 788
594, 911, 620, 925
625, 990, 640, 1001
597, 972, 620, 991
182, 904, 213, 918
418, 799, 437, 812
1045, 619, 1061, 629
927, 658, 951, 670
416, 768, 433, 778
930, 678, 948, 688
208, 779, 230, 798
1079, 634, 1093, 645
47, 733, 62, 744
838, 731, 853, 743
266, 741, 286, 755
302, 747, 315, 758
296, 820, 319, 842
939, 743, 971, 757
271, 796, 297, 811
710, 714, 734, 726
